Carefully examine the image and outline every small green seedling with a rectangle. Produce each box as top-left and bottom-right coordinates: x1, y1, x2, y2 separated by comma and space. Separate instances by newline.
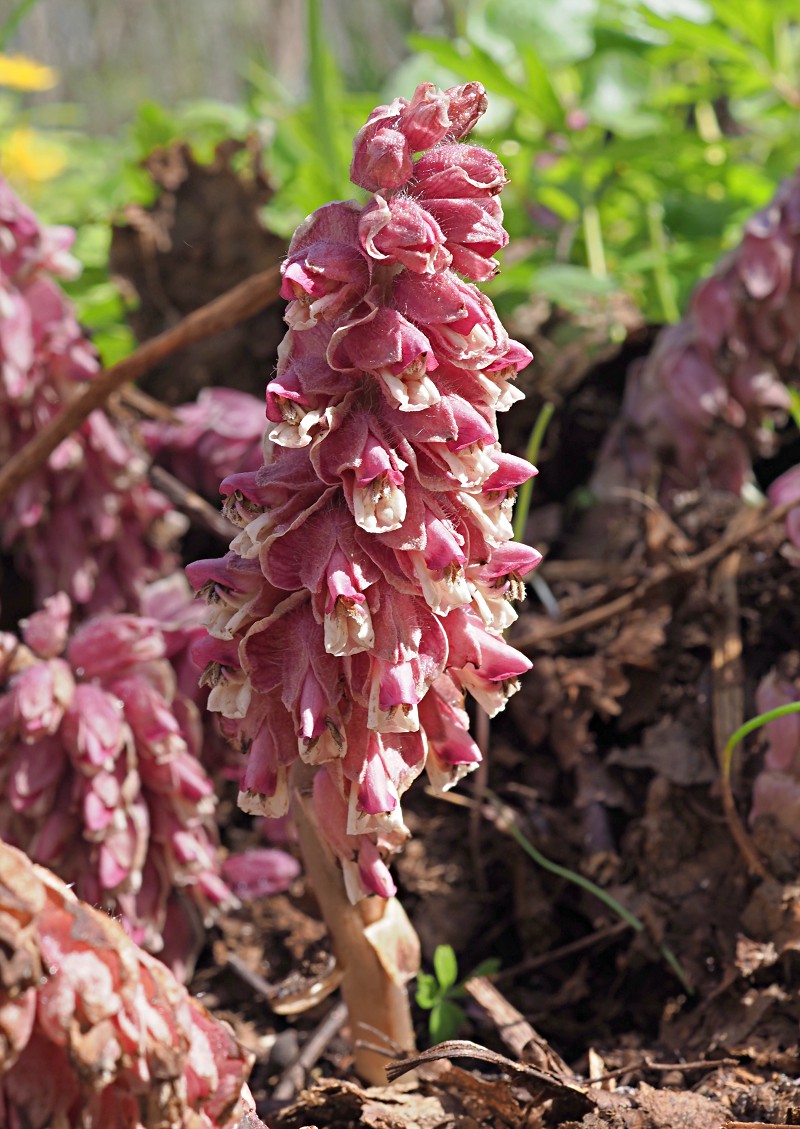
415, 944, 500, 1044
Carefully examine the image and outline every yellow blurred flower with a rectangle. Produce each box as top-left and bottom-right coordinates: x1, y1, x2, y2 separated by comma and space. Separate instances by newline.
0, 53, 58, 91
1, 127, 67, 188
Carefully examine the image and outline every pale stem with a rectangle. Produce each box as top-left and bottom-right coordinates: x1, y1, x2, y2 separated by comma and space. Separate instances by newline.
291, 764, 420, 1086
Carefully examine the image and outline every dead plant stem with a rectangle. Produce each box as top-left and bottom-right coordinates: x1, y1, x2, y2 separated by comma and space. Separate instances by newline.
511, 499, 797, 651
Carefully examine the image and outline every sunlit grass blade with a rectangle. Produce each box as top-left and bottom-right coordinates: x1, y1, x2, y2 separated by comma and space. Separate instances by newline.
483, 788, 692, 992
307, 0, 350, 200
0, 0, 44, 51
722, 701, 800, 788
513, 400, 558, 616
513, 400, 554, 544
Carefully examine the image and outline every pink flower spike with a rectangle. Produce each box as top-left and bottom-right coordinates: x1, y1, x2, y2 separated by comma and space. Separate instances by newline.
0, 177, 184, 612
190, 81, 536, 903
1, 601, 234, 966
0, 841, 254, 1127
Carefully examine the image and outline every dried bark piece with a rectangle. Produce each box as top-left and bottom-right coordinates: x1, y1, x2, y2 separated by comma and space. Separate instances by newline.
109, 140, 286, 404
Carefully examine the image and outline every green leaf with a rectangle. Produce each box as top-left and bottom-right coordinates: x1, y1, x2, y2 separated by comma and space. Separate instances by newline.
583, 50, 664, 137
642, 12, 755, 65
518, 45, 566, 127
704, 0, 774, 59
640, 0, 712, 20
533, 264, 618, 310
433, 944, 459, 992
407, 35, 525, 107
90, 324, 136, 367
478, 0, 599, 63
0, 0, 44, 49
429, 1000, 466, 1044
129, 101, 180, 156
415, 973, 441, 1010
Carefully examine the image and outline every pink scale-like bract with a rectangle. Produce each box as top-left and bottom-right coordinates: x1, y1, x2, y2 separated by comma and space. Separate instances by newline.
0, 840, 256, 1129
593, 173, 800, 502
190, 83, 541, 901
0, 591, 236, 975
0, 176, 186, 613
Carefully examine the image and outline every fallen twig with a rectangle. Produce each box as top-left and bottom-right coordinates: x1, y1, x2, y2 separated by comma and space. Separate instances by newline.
492, 920, 630, 982
225, 952, 281, 1002
149, 465, 236, 542
589, 1055, 738, 1085
511, 499, 796, 652
385, 1038, 595, 1116
0, 265, 282, 508
710, 510, 769, 878
722, 1123, 800, 1129
464, 975, 574, 1078
224, 949, 342, 1018
117, 384, 180, 421
272, 999, 348, 1102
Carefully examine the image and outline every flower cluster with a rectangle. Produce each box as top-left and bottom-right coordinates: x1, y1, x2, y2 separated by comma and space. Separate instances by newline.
0, 591, 234, 971
190, 83, 540, 902
138, 574, 238, 781
766, 465, 800, 565
0, 840, 255, 1129
750, 663, 800, 838
0, 176, 185, 613
141, 386, 268, 499
594, 172, 798, 500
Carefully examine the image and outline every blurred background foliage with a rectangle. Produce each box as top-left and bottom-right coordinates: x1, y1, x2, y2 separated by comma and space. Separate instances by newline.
2, 0, 800, 361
